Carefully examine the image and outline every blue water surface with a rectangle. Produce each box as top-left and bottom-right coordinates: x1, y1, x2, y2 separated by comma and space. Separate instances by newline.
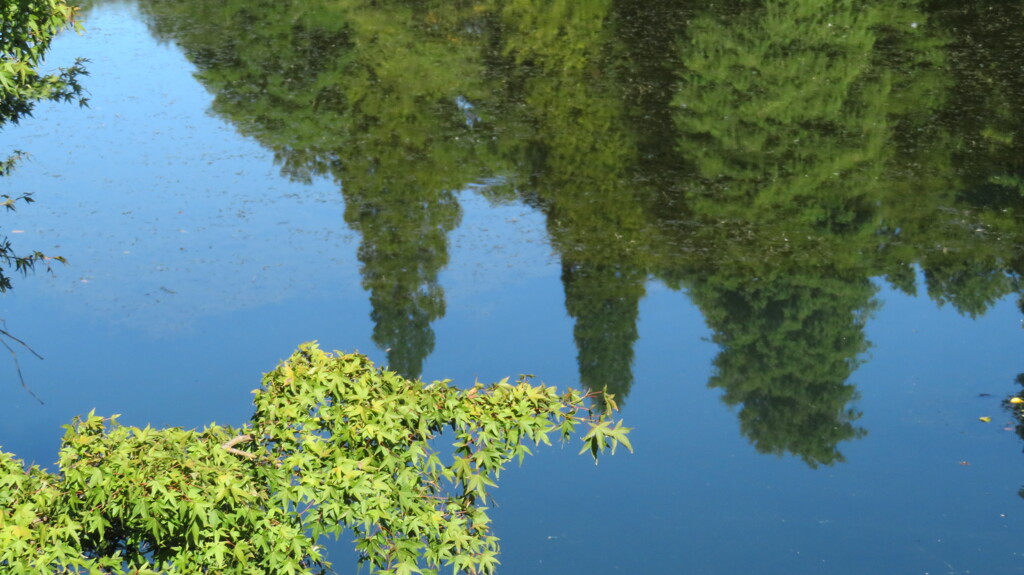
1, 4, 1023, 574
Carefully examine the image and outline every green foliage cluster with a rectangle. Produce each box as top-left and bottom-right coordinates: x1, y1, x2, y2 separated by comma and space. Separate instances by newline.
1, 0, 87, 122
0, 343, 630, 574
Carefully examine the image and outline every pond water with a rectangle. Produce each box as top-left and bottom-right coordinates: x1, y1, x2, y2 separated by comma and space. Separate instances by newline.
2, 1, 1024, 573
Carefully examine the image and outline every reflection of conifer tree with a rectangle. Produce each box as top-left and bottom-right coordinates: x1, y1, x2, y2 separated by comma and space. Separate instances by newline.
120, 0, 1024, 429
690, 274, 875, 467
497, 0, 652, 407
320, 2, 496, 378
674, 0, 888, 234
344, 176, 461, 379
670, 0, 890, 465
539, 167, 650, 408
562, 261, 645, 410
134, 0, 497, 378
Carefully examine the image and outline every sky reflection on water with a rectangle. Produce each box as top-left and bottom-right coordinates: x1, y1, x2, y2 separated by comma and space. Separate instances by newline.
2, 3, 1024, 574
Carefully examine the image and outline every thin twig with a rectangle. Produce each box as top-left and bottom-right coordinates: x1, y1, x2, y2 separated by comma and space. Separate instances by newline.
0, 324, 44, 404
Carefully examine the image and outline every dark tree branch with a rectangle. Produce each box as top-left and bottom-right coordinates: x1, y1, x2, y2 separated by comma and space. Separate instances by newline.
0, 322, 44, 404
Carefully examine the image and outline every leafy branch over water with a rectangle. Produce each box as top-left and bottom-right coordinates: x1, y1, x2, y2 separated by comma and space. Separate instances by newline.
1, 0, 86, 291
1, 0, 88, 401
0, 343, 630, 574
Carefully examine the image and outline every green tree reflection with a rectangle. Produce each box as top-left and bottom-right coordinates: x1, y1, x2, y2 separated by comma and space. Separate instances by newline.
120, 0, 1024, 468
658, 0, 1024, 465
344, 176, 461, 379
491, 0, 654, 408
688, 272, 874, 467
134, 0, 498, 378
668, 0, 897, 464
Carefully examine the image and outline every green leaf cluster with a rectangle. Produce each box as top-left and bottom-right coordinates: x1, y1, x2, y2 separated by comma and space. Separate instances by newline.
0, 343, 629, 574
1, 0, 88, 125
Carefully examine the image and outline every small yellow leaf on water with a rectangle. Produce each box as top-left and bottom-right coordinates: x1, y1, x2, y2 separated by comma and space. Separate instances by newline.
979, 416, 992, 422
1011, 398, 1024, 404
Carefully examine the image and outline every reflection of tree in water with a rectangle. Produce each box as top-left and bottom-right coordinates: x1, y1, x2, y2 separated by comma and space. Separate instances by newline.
673, 0, 888, 233
325, 1, 494, 378
344, 175, 461, 379
910, 2, 1024, 320
124, 0, 1024, 463
668, 0, 891, 465
494, 0, 654, 408
134, 0, 496, 378
562, 261, 645, 410
690, 273, 874, 467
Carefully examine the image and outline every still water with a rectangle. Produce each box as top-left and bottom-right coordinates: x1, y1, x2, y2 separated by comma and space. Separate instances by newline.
2, 1, 1024, 573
